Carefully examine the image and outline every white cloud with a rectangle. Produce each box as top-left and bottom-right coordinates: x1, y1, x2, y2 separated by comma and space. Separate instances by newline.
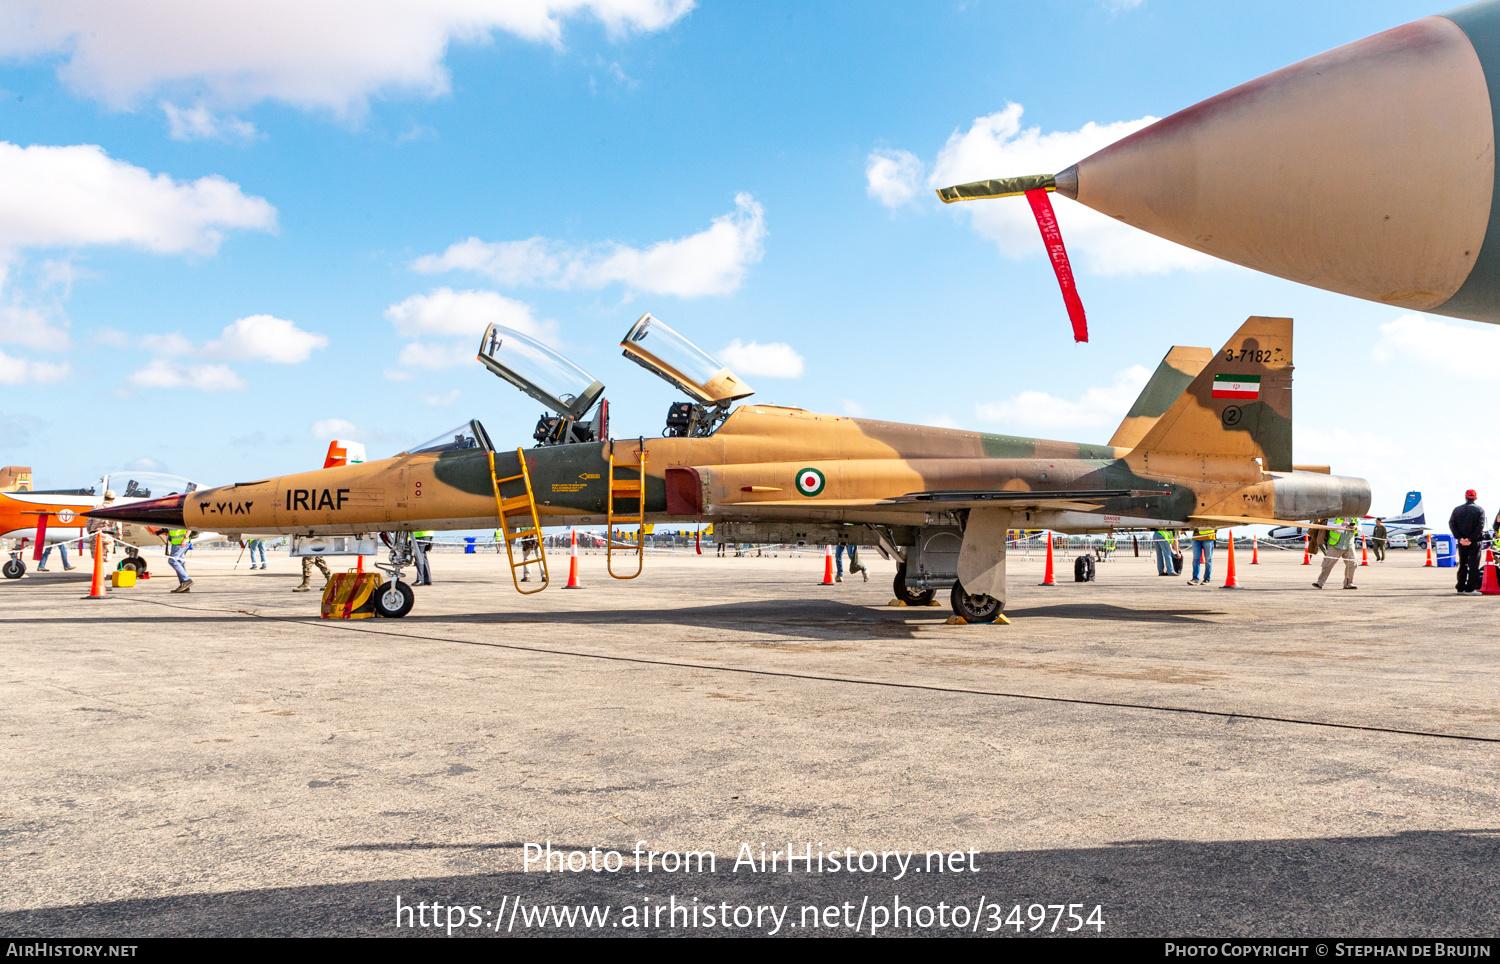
383, 368, 414, 382
0, 304, 70, 350
1371, 313, 1500, 379
386, 287, 559, 370
413, 193, 766, 297
127, 359, 245, 391
717, 338, 803, 378
92, 327, 130, 347
138, 315, 327, 366
0, 350, 70, 385
924, 414, 960, 429
162, 102, 258, 142
975, 364, 1151, 433
1107, 0, 1144, 10
385, 287, 549, 339
919, 104, 1214, 275
422, 388, 462, 406
397, 341, 476, 370
200, 314, 329, 363
865, 149, 924, 208
0, 1, 695, 116
841, 399, 866, 417
311, 418, 359, 440
0, 142, 276, 256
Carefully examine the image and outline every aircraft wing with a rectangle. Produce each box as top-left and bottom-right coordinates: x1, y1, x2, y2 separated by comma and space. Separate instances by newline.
1189, 514, 1347, 530
879, 488, 1140, 511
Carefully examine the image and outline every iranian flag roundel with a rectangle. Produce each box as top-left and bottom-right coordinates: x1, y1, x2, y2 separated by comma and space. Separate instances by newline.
795, 468, 826, 497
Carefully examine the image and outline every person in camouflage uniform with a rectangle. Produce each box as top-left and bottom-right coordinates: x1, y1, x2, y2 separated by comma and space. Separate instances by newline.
293, 554, 331, 592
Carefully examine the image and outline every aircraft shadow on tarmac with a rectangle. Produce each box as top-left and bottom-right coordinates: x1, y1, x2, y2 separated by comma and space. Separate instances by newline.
2, 830, 1495, 937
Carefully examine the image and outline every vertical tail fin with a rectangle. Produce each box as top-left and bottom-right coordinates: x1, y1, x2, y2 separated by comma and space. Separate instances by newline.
1132, 316, 1293, 470
1390, 491, 1424, 524
1109, 346, 1213, 449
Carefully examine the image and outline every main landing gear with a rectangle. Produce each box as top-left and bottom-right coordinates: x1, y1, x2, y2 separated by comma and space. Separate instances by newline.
891, 563, 935, 606
950, 581, 1004, 624
374, 532, 417, 618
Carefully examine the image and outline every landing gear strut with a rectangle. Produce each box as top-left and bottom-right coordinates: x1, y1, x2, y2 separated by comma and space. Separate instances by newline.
374, 532, 417, 618
950, 581, 1004, 623
892, 563, 936, 606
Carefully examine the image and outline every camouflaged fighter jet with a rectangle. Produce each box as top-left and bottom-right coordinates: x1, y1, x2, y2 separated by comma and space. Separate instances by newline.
88, 312, 1369, 622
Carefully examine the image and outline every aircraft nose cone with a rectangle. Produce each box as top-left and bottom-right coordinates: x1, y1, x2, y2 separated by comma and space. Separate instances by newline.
85, 493, 186, 527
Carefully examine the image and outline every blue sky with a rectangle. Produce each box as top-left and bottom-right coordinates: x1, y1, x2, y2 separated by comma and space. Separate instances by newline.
0, 0, 1479, 519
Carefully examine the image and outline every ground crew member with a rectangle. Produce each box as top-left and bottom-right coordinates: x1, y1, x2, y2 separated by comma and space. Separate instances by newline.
1153, 529, 1176, 576
247, 538, 268, 570
412, 530, 434, 586
1188, 527, 1216, 585
293, 553, 331, 593
1103, 534, 1116, 560
160, 527, 193, 593
493, 528, 505, 554
37, 538, 76, 571
1313, 518, 1359, 590
835, 543, 866, 582
518, 533, 538, 582
85, 491, 119, 560
1371, 518, 1387, 562
1449, 489, 1487, 594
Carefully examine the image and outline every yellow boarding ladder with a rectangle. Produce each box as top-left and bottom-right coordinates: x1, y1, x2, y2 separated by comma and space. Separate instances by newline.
489, 447, 548, 594
607, 440, 646, 579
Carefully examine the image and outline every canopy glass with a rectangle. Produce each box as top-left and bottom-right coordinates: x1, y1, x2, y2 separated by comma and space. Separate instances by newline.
408, 420, 494, 455
620, 312, 754, 405
477, 324, 604, 420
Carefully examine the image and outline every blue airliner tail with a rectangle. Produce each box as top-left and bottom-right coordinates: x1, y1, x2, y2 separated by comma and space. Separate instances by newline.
1389, 491, 1424, 525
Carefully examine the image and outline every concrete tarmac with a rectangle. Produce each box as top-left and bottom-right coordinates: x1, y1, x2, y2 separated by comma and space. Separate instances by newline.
2, 542, 1497, 937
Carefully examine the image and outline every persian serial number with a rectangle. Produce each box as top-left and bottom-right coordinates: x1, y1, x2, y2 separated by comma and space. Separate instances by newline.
1223, 348, 1282, 363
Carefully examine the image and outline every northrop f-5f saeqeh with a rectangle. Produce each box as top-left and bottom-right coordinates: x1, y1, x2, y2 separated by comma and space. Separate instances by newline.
90, 313, 1369, 622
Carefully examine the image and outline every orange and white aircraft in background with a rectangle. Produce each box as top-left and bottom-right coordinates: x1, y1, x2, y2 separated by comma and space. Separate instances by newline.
2, 440, 366, 579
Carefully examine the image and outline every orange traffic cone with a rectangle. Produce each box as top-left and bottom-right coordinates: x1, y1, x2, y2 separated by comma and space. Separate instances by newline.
564, 528, 582, 588
1482, 548, 1500, 595
1360, 536, 1369, 566
1424, 538, 1435, 567
820, 545, 835, 585
1221, 529, 1239, 588
1040, 531, 1056, 586
695, 525, 702, 555
1250, 534, 1259, 565
83, 531, 111, 601
1301, 533, 1311, 565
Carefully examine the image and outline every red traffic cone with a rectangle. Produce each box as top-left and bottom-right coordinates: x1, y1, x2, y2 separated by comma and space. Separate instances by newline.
1221, 529, 1239, 588
1250, 534, 1259, 565
695, 525, 702, 555
564, 527, 582, 588
82, 531, 111, 601
1360, 536, 1370, 566
1424, 538, 1435, 567
1482, 548, 1500, 595
820, 545, 835, 585
1040, 531, 1056, 586
1301, 533, 1311, 565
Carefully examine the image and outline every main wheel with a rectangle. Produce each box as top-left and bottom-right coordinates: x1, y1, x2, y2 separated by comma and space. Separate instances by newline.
892, 564, 936, 606
950, 581, 1004, 623
121, 557, 148, 574
373, 580, 415, 618
3, 558, 24, 579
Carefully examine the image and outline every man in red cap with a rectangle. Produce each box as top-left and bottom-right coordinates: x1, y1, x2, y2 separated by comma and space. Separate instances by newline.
1449, 489, 1487, 594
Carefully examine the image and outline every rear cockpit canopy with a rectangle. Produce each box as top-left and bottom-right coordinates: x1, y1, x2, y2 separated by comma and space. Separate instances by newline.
407, 420, 494, 455
620, 312, 754, 405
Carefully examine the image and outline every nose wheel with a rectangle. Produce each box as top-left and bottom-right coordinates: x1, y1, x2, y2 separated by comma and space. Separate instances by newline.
374, 579, 415, 618
3, 556, 25, 579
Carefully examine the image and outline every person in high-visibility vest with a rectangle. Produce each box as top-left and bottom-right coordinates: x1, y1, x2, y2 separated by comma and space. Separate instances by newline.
1188, 528, 1217, 585
159, 527, 192, 593
412, 530, 434, 586
1153, 529, 1176, 576
1313, 518, 1359, 590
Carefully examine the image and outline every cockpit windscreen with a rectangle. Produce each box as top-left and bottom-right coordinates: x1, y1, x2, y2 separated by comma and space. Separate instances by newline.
408, 420, 493, 455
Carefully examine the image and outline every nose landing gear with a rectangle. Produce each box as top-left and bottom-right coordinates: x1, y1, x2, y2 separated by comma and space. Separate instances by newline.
374, 532, 418, 618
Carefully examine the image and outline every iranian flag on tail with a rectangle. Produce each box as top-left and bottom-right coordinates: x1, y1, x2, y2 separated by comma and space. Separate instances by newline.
1212, 374, 1261, 399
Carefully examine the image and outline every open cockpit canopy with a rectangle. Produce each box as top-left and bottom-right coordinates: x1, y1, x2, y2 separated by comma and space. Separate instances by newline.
477, 323, 604, 421
408, 419, 494, 455
620, 313, 754, 405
